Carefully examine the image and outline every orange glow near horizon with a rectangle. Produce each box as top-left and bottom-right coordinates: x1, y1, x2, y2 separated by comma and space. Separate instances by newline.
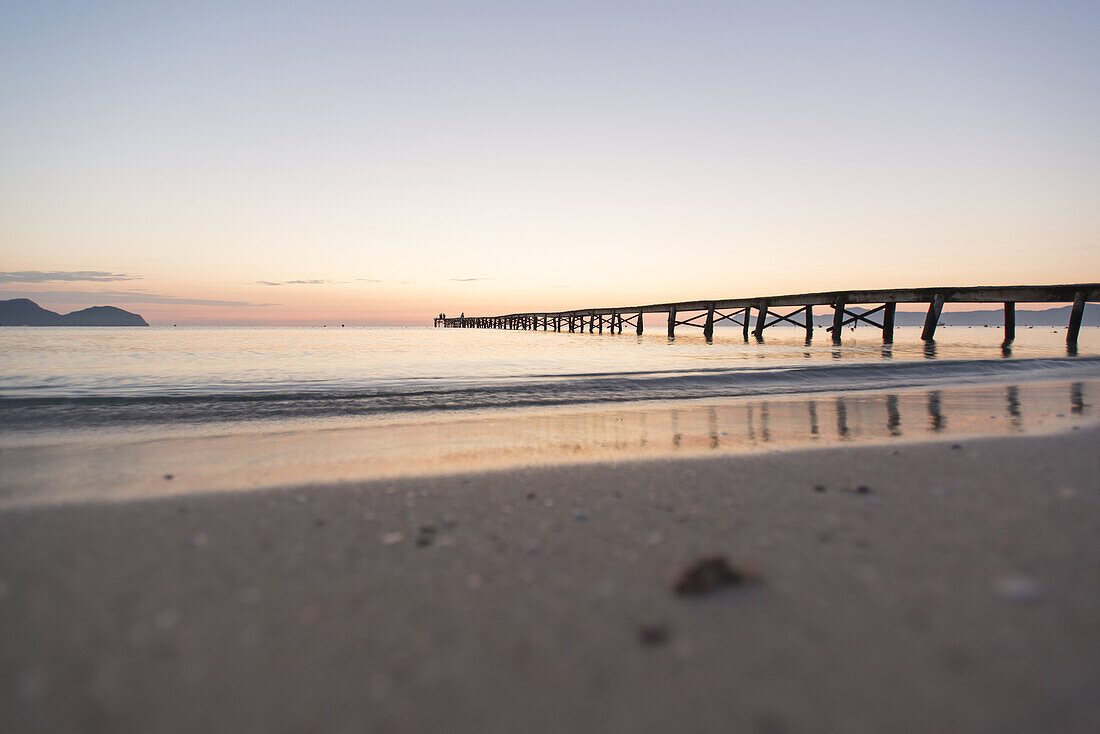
2, 3, 1098, 323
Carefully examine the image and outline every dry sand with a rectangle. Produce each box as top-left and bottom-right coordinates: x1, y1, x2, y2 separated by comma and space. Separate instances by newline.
2, 425, 1099, 733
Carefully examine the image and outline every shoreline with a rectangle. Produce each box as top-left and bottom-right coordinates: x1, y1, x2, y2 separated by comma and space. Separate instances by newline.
2, 377, 1097, 508
3, 426, 1099, 732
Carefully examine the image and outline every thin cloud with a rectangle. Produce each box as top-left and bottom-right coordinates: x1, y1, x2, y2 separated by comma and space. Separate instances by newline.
0, 270, 141, 283
450, 276, 494, 282
258, 278, 416, 285
1, 290, 275, 307
256, 279, 339, 286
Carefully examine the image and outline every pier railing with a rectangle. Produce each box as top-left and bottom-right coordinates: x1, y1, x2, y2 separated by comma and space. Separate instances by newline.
435, 284, 1099, 345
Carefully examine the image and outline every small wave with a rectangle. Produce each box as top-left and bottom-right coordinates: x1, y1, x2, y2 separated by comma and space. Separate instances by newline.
2, 356, 1098, 430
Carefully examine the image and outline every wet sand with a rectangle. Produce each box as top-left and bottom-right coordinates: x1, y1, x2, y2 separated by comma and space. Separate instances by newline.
2, 424, 1099, 733
2, 379, 1095, 507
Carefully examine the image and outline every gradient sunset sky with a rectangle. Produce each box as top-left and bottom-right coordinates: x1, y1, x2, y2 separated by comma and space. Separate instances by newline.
2, 1, 1098, 325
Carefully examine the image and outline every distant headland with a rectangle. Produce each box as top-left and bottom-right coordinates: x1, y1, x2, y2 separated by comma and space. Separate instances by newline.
0, 298, 148, 326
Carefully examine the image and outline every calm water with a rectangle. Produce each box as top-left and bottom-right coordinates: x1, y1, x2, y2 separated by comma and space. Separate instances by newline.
1, 325, 1098, 431
3, 325, 1099, 504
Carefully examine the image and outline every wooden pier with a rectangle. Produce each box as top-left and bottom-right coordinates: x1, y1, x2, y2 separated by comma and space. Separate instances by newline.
435, 284, 1099, 346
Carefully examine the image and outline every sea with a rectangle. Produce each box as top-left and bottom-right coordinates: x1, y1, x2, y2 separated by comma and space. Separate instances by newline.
2, 325, 1099, 505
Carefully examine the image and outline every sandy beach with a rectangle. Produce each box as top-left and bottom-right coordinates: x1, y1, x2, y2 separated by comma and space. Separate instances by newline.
2, 423, 1098, 733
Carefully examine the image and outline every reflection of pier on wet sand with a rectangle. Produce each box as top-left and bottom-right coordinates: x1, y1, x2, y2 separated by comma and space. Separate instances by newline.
519, 381, 1091, 457
437, 283, 1099, 346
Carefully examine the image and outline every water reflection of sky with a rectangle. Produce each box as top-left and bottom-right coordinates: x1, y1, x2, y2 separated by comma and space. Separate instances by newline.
1, 326, 1098, 399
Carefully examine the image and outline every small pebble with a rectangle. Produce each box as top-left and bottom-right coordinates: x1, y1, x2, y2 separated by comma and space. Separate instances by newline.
380, 531, 404, 545
994, 575, 1043, 604
638, 624, 670, 645
855, 485, 871, 495
163, 474, 174, 480
674, 556, 759, 596
574, 510, 588, 521
314, 518, 326, 527
813, 484, 826, 493
154, 608, 179, 631
415, 535, 433, 547
951, 444, 963, 450
236, 587, 261, 605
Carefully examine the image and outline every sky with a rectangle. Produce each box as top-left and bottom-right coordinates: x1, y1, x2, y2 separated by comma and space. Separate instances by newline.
1, 0, 1098, 325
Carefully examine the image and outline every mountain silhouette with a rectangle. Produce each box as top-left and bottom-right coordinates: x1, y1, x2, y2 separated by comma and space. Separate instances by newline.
0, 298, 148, 326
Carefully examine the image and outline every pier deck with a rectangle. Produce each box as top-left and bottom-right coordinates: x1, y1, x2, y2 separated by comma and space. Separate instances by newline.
436, 284, 1099, 346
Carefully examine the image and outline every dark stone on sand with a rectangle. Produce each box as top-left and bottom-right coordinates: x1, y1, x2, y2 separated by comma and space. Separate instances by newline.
813, 484, 826, 493
855, 485, 871, 494
314, 518, 326, 527
674, 556, 759, 596
416, 535, 433, 547
164, 474, 174, 480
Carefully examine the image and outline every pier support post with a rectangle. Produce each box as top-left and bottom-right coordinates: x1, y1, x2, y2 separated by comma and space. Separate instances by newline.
882, 302, 896, 344
742, 308, 751, 341
832, 298, 845, 344
703, 306, 715, 341
598, 313, 603, 334
921, 294, 945, 342
805, 305, 814, 340
636, 312, 644, 336
569, 315, 575, 333
753, 305, 768, 340
1004, 302, 1015, 342
588, 313, 595, 333
667, 307, 676, 338
1067, 291, 1085, 345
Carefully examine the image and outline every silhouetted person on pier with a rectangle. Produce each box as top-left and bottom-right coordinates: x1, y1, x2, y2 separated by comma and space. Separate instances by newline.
461, 312, 464, 318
